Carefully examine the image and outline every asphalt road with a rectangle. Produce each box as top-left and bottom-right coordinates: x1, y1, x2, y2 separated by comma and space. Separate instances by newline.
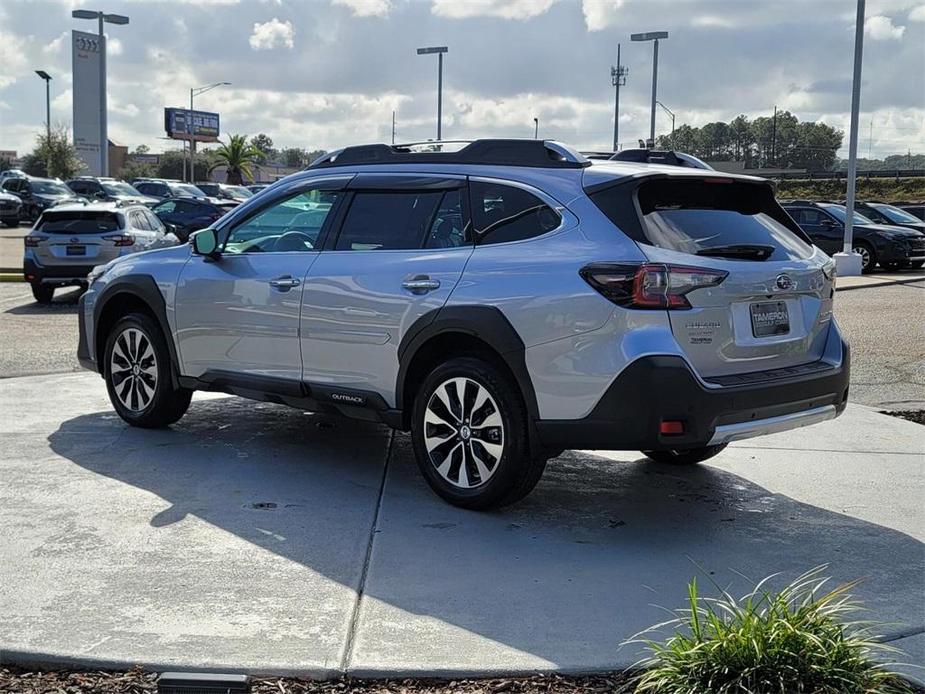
0, 280, 922, 409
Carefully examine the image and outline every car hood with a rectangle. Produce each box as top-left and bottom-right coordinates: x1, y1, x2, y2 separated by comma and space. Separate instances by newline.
0, 192, 20, 203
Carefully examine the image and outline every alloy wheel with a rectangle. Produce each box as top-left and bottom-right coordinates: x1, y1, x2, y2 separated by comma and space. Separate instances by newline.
852, 245, 870, 270
109, 327, 158, 412
423, 377, 505, 489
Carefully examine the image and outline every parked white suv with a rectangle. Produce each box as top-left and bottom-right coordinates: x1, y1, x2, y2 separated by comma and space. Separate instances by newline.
76, 140, 850, 509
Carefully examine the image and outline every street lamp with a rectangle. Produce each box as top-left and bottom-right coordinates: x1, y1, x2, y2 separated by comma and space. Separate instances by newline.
631, 31, 668, 147
71, 9, 129, 177
416, 46, 448, 141
656, 100, 675, 149
188, 82, 230, 182
35, 71, 52, 144
533, 117, 539, 140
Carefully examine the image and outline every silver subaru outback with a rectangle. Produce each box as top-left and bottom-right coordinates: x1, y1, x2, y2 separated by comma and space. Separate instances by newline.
76, 140, 849, 509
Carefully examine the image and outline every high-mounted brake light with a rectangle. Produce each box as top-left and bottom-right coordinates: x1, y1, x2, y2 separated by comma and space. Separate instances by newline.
580, 262, 727, 310
104, 234, 134, 247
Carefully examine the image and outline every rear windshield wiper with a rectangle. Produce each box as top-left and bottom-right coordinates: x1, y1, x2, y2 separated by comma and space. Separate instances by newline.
695, 244, 775, 261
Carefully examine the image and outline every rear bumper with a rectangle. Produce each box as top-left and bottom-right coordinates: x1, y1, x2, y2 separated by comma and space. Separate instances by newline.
24, 258, 95, 286
535, 343, 850, 452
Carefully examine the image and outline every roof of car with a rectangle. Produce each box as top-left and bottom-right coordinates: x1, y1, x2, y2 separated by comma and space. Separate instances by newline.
41, 201, 148, 213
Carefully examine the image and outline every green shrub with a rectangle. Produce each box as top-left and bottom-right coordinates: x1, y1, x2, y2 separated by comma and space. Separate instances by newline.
627, 568, 915, 694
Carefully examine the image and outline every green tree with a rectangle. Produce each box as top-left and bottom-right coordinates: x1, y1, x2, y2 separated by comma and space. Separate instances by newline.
280, 147, 306, 168
154, 150, 210, 181
250, 133, 275, 164
25, 125, 86, 179
729, 114, 751, 162
210, 134, 264, 184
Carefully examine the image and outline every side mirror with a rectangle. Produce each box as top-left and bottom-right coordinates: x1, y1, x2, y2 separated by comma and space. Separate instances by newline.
821, 218, 839, 228
191, 228, 219, 257
94, 191, 107, 200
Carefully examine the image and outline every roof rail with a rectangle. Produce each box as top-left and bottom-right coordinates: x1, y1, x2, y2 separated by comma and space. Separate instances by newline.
308, 139, 591, 170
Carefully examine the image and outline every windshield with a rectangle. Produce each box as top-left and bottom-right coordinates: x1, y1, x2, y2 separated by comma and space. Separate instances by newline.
32, 180, 72, 196
225, 185, 253, 198
102, 181, 142, 196
196, 184, 219, 195
824, 205, 874, 225
171, 184, 206, 197
872, 204, 921, 224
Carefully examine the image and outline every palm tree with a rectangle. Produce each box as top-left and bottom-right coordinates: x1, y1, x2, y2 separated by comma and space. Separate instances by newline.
210, 134, 264, 184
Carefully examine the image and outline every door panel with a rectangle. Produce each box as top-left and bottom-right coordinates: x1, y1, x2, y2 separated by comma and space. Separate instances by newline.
174, 253, 319, 380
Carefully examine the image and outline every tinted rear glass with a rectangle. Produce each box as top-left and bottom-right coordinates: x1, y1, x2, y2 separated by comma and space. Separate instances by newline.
594, 178, 813, 261
38, 211, 122, 233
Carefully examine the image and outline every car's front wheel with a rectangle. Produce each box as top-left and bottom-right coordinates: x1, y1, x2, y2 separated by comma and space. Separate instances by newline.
642, 444, 728, 465
104, 312, 192, 428
411, 357, 546, 510
852, 241, 877, 274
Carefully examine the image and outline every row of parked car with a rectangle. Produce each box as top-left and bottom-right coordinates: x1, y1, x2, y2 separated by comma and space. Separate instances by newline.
0, 172, 275, 241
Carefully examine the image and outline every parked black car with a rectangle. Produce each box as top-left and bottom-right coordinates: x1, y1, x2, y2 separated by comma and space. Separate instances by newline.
782, 200, 925, 272
896, 203, 924, 221
194, 182, 252, 202
132, 179, 207, 202
0, 176, 84, 221
851, 201, 925, 235
66, 177, 160, 207
0, 191, 22, 227
151, 198, 228, 241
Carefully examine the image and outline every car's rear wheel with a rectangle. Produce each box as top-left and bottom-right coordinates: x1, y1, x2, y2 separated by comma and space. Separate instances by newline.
104, 312, 192, 428
852, 241, 876, 274
411, 357, 546, 510
908, 260, 924, 269
2, 219, 17, 228
30, 283, 54, 304
642, 444, 728, 465
882, 261, 903, 271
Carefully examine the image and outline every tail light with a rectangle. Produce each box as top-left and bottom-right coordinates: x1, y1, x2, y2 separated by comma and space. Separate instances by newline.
23, 236, 41, 247
580, 262, 727, 310
104, 234, 135, 247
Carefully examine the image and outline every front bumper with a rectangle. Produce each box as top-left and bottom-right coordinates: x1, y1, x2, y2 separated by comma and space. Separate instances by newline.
535, 343, 850, 452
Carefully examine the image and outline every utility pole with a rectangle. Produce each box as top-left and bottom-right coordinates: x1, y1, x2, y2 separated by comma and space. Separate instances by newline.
391, 110, 396, 145
838, 0, 866, 276
610, 43, 628, 151
771, 105, 777, 168
533, 117, 538, 139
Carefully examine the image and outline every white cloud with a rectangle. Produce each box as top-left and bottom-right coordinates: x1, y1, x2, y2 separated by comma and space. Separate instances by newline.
0, 30, 29, 88
431, 0, 556, 20
108, 37, 123, 56
333, 0, 392, 17
864, 14, 906, 39
692, 15, 736, 28
581, 0, 624, 31
909, 4, 925, 20
248, 18, 294, 50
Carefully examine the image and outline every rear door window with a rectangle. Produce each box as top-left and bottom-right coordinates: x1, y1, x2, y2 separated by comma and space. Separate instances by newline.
469, 181, 560, 244
592, 178, 813, 262
335, 192, 443, 251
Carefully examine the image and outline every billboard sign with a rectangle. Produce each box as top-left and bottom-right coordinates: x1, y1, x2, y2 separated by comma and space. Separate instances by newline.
72, 30, 104, 176
164, 108, 220, 142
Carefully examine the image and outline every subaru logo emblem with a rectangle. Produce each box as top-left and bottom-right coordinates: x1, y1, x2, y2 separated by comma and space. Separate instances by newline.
70, 237, 80, 244
775, 274, 795, 291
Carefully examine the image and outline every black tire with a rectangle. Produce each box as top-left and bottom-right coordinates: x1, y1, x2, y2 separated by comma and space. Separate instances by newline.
411, 356, 546, 510
103, 312, 192, 428
908, 260, 924, 269
31, 283, 54, 304
2, 219, 17, 228
852, 241, 877, 274
642, 444, 728, 465
882, 261, 903, 271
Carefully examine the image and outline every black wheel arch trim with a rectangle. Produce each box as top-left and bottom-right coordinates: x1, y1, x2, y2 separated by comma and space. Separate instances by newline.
90, 274, 180, 386
396, 305, 540, 434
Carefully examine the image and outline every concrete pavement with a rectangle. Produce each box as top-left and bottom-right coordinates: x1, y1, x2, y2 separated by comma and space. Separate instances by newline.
0, 373, 922, 680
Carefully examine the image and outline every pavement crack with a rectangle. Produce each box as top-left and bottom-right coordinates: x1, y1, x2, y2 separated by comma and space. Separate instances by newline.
341, 428, 394, 675
877, 626, 925, 644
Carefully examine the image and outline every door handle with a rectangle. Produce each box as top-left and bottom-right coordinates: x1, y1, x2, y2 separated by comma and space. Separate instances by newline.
402, 276, 441, 294
269, 275, 301, 290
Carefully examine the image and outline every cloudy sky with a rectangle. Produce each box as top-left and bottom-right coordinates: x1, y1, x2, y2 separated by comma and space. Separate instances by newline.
1, 0, 923, 161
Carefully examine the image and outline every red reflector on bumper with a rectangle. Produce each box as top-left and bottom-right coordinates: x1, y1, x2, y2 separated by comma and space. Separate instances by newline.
660, 420, 685, 435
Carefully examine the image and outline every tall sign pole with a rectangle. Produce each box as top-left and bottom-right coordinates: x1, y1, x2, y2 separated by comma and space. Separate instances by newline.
842, 0, 866, 264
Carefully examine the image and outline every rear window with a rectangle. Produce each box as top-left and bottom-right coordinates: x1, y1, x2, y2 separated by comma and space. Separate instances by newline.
38, 211, 122, 234
591, 178, 813, 262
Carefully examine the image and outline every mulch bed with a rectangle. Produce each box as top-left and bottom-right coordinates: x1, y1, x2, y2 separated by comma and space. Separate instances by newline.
883, 409, 925, 425
0, 667, 633, 694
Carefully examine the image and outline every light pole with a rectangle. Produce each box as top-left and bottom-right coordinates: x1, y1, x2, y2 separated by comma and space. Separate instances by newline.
610, 43, 628, 151
416, 46, 448, 141
631, 31, 668, 147
71, 9, 129, 177
533, 117, 539, 139
35, 70, 52, 141
836, 0, 866, 277
656, 100, 675, 149
189, 82, 230, 182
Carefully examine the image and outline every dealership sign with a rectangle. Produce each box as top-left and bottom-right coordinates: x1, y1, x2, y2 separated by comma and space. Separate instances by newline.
72, 30, 104, 176
164, 108, 220, 142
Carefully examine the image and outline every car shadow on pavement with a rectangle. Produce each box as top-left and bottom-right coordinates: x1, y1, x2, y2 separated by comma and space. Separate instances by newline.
5, 288, 82, 314
46, 397, 925, 673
